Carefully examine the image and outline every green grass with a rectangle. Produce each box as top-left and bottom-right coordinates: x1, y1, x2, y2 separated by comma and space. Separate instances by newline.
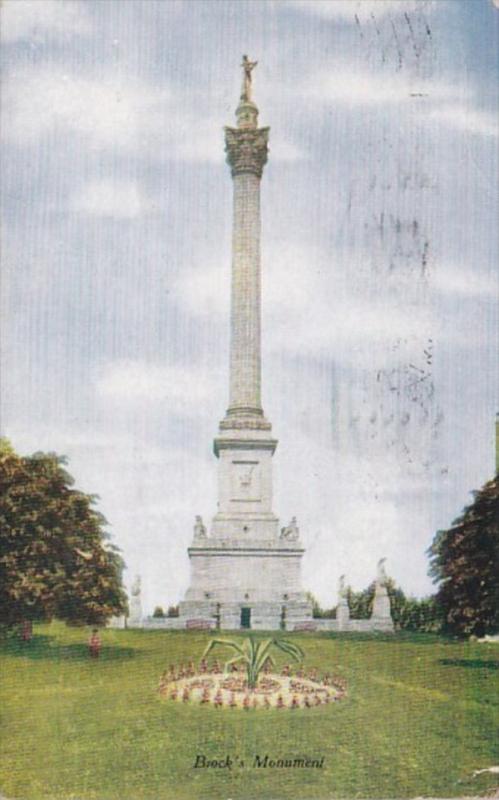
0, 623, 498, 800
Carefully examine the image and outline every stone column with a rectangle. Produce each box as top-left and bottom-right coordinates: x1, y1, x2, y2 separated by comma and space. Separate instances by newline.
224, 100, 269, 422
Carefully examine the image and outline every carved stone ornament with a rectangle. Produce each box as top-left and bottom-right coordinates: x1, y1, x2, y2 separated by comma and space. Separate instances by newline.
225, 126, 269, 178
194, 515, 207, 539
280, 516, 299, 541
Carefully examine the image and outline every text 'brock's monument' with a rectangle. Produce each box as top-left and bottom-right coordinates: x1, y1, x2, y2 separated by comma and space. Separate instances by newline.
178, 58, 313, 630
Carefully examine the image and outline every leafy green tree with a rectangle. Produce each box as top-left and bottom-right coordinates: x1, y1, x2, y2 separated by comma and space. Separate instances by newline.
397, 596, 442, 633
346, 583, 375, 619
0, 440, 127, 628
306, 591, 336, 619
428, 475, 499, 637
152, 606, 165, 618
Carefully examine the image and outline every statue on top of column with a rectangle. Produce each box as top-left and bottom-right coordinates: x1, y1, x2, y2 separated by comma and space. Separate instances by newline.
241, 54, 258, 102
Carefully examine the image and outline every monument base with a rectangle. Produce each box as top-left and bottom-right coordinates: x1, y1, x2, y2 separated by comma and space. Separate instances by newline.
371, 583, 394, 631
178, 598, 313, 631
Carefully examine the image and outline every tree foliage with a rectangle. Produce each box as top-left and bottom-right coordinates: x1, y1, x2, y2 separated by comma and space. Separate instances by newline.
396, 595, 442, 633
0, 440, 127, 628
428, 475, 499, 637
306, 591, 336, 619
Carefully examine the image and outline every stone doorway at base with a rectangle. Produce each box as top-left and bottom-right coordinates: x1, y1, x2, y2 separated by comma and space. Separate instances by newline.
240, 607, 251, 628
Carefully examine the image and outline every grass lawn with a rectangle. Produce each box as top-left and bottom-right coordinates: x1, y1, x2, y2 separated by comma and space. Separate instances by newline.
0, 623, 498, 800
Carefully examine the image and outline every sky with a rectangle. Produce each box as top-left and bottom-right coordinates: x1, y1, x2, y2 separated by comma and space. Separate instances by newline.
1, 0, 498, 613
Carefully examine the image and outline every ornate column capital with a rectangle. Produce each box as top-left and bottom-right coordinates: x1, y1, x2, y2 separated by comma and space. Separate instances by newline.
225, 125, 270, 178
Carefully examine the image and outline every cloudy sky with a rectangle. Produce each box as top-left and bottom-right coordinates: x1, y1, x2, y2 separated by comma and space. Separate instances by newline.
1, 0, 498, 612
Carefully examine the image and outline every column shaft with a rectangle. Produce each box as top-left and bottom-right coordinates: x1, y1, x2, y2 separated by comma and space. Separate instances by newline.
229, 173, 262, 415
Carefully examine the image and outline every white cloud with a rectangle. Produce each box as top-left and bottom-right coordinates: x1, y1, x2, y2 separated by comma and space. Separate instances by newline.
429, 105, 499, 138
433, 263, 497, 297
71, 180, 152, 218
174, 262, 229, 318
304, 68, 459, 108
2, 68, 170, 150
285, 0, 436, 22
95, 360, 221, 416
261, 242, 436, 361
2, 63, 306, 163
298, 56, 495, 144
269, 139, 306, 162
1, 0, 91, 43
175, 241, 439, 364
300, 65, 496, 142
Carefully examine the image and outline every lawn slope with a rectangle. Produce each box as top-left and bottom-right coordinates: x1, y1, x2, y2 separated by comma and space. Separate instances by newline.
0, 624, 497, 800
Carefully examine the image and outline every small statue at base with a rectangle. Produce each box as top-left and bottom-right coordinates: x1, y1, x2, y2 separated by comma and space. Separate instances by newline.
194, 515, 207, 539
280, 516, 299, 541
377, 558, 388, 587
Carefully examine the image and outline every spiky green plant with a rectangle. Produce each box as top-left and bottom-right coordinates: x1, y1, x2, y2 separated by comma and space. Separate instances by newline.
202, 636, 304, 689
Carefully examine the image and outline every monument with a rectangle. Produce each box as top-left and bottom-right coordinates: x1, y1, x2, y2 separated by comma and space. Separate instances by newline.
178, 57, 313, 631
120, 60, 393, 634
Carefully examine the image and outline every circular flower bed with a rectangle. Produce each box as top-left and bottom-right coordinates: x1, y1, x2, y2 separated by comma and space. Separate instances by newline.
158, 662, 347, 709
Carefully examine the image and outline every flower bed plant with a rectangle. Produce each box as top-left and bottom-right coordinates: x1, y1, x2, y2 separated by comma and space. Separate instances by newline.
158, 637, 347, 710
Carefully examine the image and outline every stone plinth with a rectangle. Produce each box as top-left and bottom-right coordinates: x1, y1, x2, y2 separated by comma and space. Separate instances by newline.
337, 600, 350, 631
372, 581, 392, 618
129, 595, 142, 625
371, 580, 394, 632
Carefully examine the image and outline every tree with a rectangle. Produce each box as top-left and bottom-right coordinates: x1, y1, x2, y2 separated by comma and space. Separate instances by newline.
152, 606, 165, 618
0, 440, 127, 629
428, 475, 499, 637
397, 595, 441, 633
306, 591, 336, 619
346, 584, 375, 619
